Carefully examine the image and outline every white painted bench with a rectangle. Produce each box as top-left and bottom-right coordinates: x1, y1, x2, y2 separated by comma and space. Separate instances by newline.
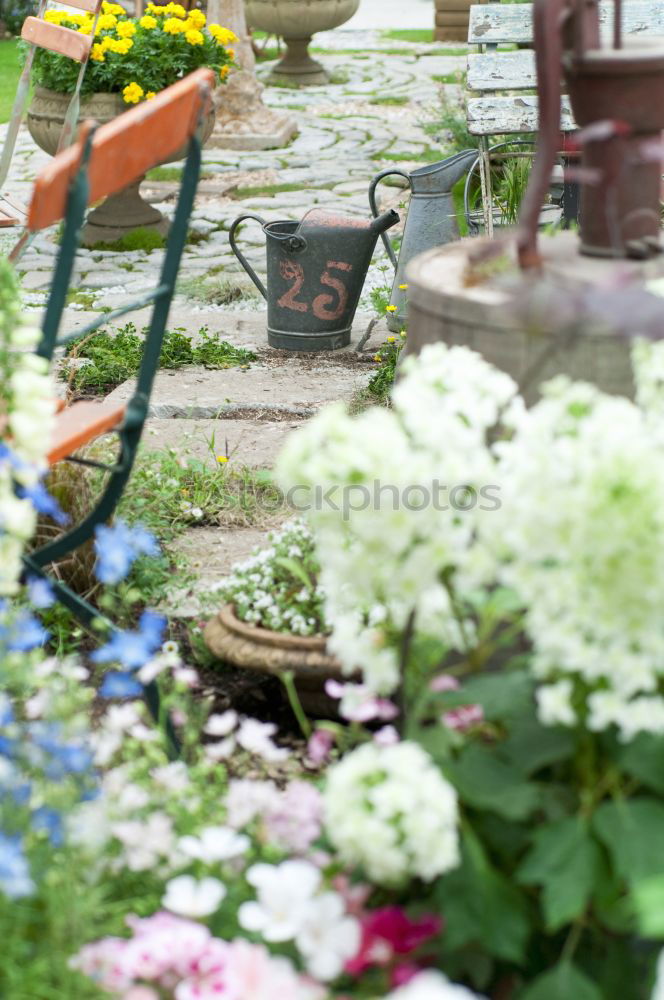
466, 0, 664, 234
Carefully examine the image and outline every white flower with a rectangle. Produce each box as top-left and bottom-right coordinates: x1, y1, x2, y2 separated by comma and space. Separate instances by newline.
324, 741, 460, 886
111, 813, 175, 871
651, 950, 664, 1000
204, 710, 238, 737
238, 860, 321, 942
237, 718, 289, 762
178, 826, 249, 863
151, 761, 190, 792
162, 874, 226, 918
536, 680, 577, 727
386, 970, 484, 999
295, 891, 360, 981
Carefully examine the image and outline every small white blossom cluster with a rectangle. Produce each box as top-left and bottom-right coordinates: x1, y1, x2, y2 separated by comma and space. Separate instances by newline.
323, 741, 460, 886
277, 344, 519, 694
387, 971, 484, 999
0, 264, 56, 594
215, 518, 326, 636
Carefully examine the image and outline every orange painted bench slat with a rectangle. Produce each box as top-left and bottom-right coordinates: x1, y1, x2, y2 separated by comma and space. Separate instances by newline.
21, 17, 92, 61
27, 68, 215, 233
47, 400, 126, 465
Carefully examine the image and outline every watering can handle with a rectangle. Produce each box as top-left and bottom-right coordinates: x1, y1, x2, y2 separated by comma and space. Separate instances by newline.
369, 169, 410, 270
229, 212, 268, 299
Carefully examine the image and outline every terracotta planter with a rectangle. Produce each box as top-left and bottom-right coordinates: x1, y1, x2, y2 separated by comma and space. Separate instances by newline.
204, 603, 344, 716
245, 0, 360, 84
27, 86, 215, 245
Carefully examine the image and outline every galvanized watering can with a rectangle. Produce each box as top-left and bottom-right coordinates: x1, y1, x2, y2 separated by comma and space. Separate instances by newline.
229, 206, 399, 351
519, 0, 664, 265
369, 149, 478, 331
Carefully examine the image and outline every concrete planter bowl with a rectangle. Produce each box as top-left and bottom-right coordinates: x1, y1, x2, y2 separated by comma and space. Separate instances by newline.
204, 603, 344, 717
245, 0, 360, 85
27, 87, 215, 245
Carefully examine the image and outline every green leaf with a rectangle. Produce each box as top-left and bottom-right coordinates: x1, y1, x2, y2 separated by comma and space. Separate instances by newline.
273, 556, 312, 590
448, 744, 541, 820
457, 671, 535, 722
436, 826, 531, 964
502, 717, 575, 776
520, 961, 602, 1000
593, 798, 664, 886
517, 816, 601, 931
633, 874, 664, 937
614, 734, 664, 795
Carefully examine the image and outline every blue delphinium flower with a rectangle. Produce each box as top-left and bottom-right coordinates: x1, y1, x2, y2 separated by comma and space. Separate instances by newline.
94, 520, 160, 585
26, 576, 55, 610
91, 610, 166, 671
99, 672, 144, 699
5, 612, 49, 653
16, 482, 69, 526
31, 806, 63, 846
0, 834, 34, 898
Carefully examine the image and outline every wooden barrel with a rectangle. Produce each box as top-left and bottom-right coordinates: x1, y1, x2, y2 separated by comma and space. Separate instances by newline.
434, 0, 473, 41
404, 232, 646, 404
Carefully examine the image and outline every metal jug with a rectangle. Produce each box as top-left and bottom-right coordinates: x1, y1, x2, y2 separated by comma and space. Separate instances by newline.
519, 0, 664, 266
369, 149, 478, 331
229, 206, 399, 351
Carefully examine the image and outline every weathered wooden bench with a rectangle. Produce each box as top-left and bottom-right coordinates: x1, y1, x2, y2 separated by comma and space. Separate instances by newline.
0, 0, 103, 234
19, 68, 215, 631
466, 0, 664, 234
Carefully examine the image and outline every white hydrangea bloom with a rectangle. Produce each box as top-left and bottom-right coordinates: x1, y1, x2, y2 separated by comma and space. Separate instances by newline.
386, 970, 484, 999
323, 741, 459, 886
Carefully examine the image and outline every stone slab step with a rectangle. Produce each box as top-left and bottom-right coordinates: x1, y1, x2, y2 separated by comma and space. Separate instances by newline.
141, 418, 299, 467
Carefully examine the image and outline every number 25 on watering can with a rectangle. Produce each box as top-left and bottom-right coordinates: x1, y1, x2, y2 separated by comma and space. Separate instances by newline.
277, 259, 352, 322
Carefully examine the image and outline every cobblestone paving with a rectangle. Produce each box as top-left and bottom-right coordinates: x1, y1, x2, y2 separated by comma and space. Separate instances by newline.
2, 34, 465, 611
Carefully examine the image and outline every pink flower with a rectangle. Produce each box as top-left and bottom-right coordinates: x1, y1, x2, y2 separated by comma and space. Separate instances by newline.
442, 704, 484, 732
430, 674, 460, 692
223, 939, 322, 1000
325, 680, 399, 723
263, 781, 323, 853
346, 907, 443, 977
174, 940, 228, 1000
332, 875, 372, 916
122, 989, 160, 1000
70, 938, 133, 993
306, 727, 334, 765
374, 725, 400, 746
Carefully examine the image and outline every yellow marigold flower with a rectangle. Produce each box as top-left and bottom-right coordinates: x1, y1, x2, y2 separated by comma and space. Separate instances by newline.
163, 16, 186, 33
186, 8, 206, 27
64, 12, 85, 25
95, 12, 117, 31
164, 2, 186, 16
78, 21, 92, 34
386, 305, 397, 313
123, 82, 144, 104
139, 14, 157, 28
116, 19, 136, 36
146, 91, 157, 100
146, 3, 167, 11
115, 37, 133, 52
398, 283, 408, 290
387, 336, 396, 343
226, 46, 235, 59
100, 34, 115, 50
90, 42, 105, 61
44, 10, 64, 23
185, 27, 204, 45
102, 1, 125, 14
219, 64, 230, 79
208, 23, 237, 44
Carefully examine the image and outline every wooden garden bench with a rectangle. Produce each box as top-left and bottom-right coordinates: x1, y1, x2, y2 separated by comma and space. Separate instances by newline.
466, 0, 664, 235
19, 68, 215, 630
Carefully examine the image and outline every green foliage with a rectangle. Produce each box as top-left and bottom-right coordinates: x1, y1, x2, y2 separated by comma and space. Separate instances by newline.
362, 333, 406, 408
381, 28, 435, 43
520, 962, 602, 1000
494, 155, 532, 225
29, 5, 233, 97
90, 226, 166, 252
0, 39, 22, 124
62, 322, 255, 394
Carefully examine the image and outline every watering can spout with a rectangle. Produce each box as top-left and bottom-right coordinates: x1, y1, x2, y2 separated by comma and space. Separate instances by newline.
435, 148, 479, 190
370, 208, 400, 235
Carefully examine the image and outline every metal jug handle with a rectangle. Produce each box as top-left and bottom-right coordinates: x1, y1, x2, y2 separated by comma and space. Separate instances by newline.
369, 169, 411, 270
229, 212, 268, 299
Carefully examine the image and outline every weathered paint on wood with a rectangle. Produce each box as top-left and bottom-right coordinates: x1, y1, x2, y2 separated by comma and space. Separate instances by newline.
468, 50, 536, 90
467, 94, 575, 135
27, 67, 215, 231
468, 0, 664, 45
63, 0, 103, 12
21, 17, 91, 61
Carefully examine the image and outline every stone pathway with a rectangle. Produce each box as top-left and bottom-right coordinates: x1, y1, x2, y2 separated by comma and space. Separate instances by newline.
3, 32, 466, 616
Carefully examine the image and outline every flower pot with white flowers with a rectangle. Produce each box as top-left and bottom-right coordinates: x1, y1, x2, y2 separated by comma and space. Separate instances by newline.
27, 1, 235, 244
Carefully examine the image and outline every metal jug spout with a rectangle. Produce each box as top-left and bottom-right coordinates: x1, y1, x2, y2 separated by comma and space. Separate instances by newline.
370, 208, 401, 235
409, 148, 478, 196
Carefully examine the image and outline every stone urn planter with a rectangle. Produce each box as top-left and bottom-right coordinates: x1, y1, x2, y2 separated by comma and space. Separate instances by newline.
244, 0, 360, 85
204, 603, 344, 716
27, 87, 215, 245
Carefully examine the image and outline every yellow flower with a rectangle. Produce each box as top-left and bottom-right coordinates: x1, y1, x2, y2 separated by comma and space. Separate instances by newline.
78, 21, 92, 34
102, 2, 125, 14
208, 23, 237, 45
163, 16, 186, 33
219, 64, 230, 79
115, 37, 133, 53
122, 81, 144, 104
100, 34, 114, 50
95, 12, 118, 31
139, 14, 157, 28
216, 455, 229, 464
64, 12, 86, 25
146, 91, 157, 100
164, 2, 186, 16
44, 10, 64, 23
387, 336, 396, 343
386, 305, 397, 313
116, 19, 136, 36
186, 8, 206, 27
226, 46, 235, 59
399, 330, 407, 339
90, 42, 105, 61
373, 354, 382, 362
185, 27, 204, 45
398, 283, 408, 290
146, 3, 167, 11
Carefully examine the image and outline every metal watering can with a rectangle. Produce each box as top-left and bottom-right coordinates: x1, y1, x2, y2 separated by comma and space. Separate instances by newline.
369, 149, 478, 331
519, 0, 664, 266
229, 206, 399, 351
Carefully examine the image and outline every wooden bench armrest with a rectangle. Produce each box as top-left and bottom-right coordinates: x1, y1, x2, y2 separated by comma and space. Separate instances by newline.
47, 400, 127, 465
